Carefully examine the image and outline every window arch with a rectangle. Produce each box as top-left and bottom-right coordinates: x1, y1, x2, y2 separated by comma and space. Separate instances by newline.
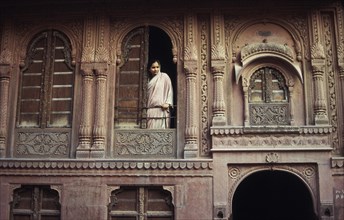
10, 185, 61, 220
248, 67, 290, 125
108, 186, 174, 220
17, 30, 75, 128
114, 26, 176, 129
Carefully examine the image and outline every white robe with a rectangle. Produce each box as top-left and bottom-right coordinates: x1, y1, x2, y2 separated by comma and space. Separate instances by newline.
147, 71, 173, 128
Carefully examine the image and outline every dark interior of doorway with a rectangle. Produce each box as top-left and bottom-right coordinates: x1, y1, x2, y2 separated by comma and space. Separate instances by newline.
148, 26, 177, 128
232, 170, 317, 220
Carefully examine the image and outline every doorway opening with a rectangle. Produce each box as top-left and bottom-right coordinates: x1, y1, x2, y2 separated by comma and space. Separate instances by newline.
115, 25, 177, 128
148, 26, 177, 128
232, 170, 317, 220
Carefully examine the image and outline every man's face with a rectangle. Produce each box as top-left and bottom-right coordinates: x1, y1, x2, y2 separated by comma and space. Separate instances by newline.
149, 62, 160, 75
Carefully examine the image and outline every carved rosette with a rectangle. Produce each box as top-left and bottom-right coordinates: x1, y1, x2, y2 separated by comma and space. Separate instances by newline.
0, 65, 11, 158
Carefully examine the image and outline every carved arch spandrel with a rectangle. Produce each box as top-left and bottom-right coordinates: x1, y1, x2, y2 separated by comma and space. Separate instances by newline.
110, 17, 183, 65
227, 18, 307, 63
227, 165, 318, 215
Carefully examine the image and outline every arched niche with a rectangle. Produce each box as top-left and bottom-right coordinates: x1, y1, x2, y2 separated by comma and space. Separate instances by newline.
230, 168, 318, 220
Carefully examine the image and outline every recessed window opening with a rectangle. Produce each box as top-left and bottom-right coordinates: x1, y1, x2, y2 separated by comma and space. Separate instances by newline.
115, 26, 176, 129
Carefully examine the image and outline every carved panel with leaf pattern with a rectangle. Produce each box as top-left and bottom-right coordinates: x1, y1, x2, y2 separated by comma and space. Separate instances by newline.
15, 131, 69, 158
114, 129, 176, 158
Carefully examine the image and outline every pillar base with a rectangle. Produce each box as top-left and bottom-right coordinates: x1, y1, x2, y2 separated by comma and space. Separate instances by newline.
90, 149, 105, 158
76, 149, 90, 158
212, 115, 227, 126
183, 143, 198, 158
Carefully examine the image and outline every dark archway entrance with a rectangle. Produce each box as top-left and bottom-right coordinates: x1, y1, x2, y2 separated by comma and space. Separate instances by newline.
232, 170, 317, 220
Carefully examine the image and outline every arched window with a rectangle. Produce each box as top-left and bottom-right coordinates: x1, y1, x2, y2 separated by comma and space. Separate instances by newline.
248, 67, 289, 125
10, 185, 61, 220
17, 30, 75, 128
115, 26, 176, 129
108, 186, 174, 220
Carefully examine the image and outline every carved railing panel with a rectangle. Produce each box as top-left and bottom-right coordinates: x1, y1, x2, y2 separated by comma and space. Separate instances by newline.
15, 130, 70, 158
114, 129, 176, 158
249, 103, 290, 125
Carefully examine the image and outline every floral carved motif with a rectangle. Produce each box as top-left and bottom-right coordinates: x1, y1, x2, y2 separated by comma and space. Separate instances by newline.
114, 130, 175, 157
199, 15, 210, 156
15, 132, 69, 157
250, 104, 290, 125
322, 13, 340, 154
213, 134, 330, 148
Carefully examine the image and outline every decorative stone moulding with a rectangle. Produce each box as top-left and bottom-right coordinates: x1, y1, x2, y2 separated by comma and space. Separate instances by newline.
234, 42, 303, 84
210, 125, 333, 151
0, 160, 213, 171
210, 125, 333, 135
331, 157, 344, 168
241, 42, 294, 62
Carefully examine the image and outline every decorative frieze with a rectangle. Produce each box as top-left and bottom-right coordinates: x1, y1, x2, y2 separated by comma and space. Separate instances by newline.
211, 125, 332, 135
212, 134, 331, 150
211, 125, 333, 151
0, 160, 213, 172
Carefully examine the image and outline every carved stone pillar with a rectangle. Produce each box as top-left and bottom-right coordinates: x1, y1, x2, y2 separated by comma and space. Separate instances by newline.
210, 13, 227, 126
183, 14, 199, 158
184, 61, 198, 158
76, 64, 94, 158
211, 61, 226, 126
311, 42, 329, 125
242, 78, 249, 126
288, 79, 295, 126
91, 63, 108, 158
0, 65, 10, 158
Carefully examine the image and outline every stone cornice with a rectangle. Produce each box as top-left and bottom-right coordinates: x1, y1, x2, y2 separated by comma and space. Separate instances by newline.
0, 159, 213, 174
331, 157, 344, 168
210, 125, 333, 135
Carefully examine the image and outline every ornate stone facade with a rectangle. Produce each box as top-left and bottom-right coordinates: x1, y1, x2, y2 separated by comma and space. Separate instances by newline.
0, 0, 343, 220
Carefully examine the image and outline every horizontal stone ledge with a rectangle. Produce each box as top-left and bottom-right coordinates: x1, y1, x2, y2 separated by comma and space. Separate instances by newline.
0, 159, 213, 170
331, 157, 344, 168
210, 125, 333, 135
211, 147, 333, 152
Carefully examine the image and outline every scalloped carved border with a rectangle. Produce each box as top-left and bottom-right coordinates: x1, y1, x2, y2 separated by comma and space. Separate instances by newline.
0, 160, 213, 172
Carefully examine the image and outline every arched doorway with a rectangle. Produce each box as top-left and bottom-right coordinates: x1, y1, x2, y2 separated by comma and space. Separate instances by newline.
232, 170, 317, 220
115, 25, 177, 128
